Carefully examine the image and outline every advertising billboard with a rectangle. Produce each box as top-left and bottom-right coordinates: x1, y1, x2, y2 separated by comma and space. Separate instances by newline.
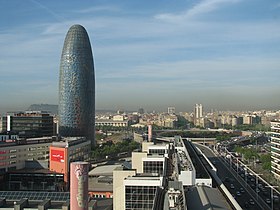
51, 149, 65, 163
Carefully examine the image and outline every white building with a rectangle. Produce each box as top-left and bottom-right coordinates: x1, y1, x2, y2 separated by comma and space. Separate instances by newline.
194, 104, 204, 127
167, 107, 176, 115
194, 104, 203, 119
270, 121, 280, 180
124, 176, 163, 210
113, 137, 196, 209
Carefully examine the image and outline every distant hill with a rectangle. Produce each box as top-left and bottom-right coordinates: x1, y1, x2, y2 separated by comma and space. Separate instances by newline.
27, 104, 58, 115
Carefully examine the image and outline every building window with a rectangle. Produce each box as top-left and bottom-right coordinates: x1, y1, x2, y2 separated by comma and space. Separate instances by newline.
125, 185, 157, 210
143, 161, 164, 175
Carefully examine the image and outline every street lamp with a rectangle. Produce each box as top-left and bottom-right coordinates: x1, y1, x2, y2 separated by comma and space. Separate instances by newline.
229, 155, 233, 171
244, 168, 248, 187
236, 157, 240, 175
252, 156, 256, 168
255, 173, 263, 200
265, 185, 278, 210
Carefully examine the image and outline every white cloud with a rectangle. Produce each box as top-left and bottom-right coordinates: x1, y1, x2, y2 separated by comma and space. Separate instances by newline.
76, 5, 120, 13
155, 0, 241, 22
97, 56, 280, 88
29, 0, 66, 22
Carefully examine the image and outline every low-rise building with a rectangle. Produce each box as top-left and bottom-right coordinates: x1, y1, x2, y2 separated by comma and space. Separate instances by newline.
0, 136, 90, 191
0, 137, 55, 175
49, 137, 91, 184
95, 114, 131, 127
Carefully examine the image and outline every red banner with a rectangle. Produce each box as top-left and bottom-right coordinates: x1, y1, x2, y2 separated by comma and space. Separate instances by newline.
51, 149, 65, 163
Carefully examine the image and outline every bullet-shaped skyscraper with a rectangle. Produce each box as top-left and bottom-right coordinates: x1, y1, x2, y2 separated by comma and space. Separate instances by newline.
58, 24, 95, 146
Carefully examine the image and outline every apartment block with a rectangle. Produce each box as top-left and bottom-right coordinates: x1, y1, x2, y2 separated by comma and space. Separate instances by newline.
270, 121, 280, 180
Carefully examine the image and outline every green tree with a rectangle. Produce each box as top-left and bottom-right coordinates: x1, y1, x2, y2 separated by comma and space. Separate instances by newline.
259, 154, 271, 170
91, 140, 140, 160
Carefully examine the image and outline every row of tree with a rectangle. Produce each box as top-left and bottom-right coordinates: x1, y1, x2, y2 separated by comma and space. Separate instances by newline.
91, 140, 140, 161
234, 146, 271, 170
222, 124, 270, 131
159, 131, 237, 139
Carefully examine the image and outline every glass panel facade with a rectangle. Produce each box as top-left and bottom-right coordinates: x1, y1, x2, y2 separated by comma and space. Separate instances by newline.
148, 149, 165, 154
58, 25, 95, 144
125, 185, 157, 210
143, 161, 164, 175
2, 114, 54, 138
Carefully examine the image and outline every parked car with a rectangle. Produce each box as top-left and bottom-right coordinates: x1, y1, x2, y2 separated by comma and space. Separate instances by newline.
273, 195, 279, 202
249, 199, 255, 205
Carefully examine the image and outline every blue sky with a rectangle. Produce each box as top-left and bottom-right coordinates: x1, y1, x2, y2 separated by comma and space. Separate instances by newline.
0, 0, 280, 113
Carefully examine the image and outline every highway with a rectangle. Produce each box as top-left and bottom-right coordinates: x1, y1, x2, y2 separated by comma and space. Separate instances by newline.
195, 144, 266, 210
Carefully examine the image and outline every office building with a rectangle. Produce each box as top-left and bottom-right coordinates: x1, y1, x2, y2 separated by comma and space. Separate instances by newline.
113, 137, 193, 209
270, 121, 280, 180
58, 24, 95, 147
0, 136, 90, 191
167, 107, 175, 115
138, 108, 144, 115
194, 104, 203, 127
194, 104, 203, 119
243, 114, 261, 125
124, 176, 163, 209
0, 117, 2, 132
49, 137, 91, 184
0, 137, 54, 176
2, 111, 54, 138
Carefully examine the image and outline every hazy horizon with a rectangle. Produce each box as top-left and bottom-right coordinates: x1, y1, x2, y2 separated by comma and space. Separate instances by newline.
0, 103, 279, 115
1, 0, 280, 114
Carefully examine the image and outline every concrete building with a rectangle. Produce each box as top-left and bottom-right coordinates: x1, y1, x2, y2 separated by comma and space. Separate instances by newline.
243, 114, 261, 125
58, 24, 95, 147
0, 137, 55, 175
0, 117, 2, 133
270, 121, 280, 180
167, 107, 175, 115
113, 167, 136, 210
0, 135, 90, 191
124, 176, 163, 209
152, 113, 178, 128
194, 104, 203, 119
0, 194, 112, 210
89, 165, 115, 199
231, 116, 243, 127
113, 136, 218, 209
138, 108, 144, 115
49, 137, 91, 184
95, 119, 130, 127
194, 104, 203, 127
113, 137, 201, 209
2, 111, 54, 138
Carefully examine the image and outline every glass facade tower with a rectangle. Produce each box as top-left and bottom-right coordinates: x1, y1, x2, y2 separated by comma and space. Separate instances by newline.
58, 24, 95, 146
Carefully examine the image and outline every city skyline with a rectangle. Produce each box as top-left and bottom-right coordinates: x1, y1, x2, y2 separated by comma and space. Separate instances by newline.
0, 0, 280, 113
